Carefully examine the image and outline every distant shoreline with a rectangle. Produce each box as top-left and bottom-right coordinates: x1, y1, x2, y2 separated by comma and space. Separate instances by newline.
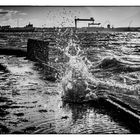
0, 26, 140, 32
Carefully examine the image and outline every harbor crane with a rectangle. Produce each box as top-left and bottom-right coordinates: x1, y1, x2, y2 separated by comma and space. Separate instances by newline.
88, 22, 101, 27
74, 17, 101, 28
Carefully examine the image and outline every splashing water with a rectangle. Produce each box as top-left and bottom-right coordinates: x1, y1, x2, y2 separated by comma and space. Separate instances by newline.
55, 29, 140, 104
59, 37, 98, 103
48, 29, 139, 103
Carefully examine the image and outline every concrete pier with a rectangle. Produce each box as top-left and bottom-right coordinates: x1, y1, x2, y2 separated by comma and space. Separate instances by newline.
27, 39, 49, 62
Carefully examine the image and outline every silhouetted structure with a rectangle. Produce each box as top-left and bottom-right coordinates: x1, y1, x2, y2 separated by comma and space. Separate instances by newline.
75, 17, 101, 28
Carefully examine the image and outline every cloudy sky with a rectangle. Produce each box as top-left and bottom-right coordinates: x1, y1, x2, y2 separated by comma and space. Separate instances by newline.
0, 6, 140, 27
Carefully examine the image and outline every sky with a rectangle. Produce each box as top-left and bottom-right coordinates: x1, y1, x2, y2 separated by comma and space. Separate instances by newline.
0, 6, 140, 28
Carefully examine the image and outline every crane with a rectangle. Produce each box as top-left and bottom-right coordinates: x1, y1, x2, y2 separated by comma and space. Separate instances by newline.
74, 17, 100, 28
88, 22, 101, 27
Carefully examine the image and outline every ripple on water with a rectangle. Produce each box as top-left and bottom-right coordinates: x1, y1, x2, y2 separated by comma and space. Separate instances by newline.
1, 32, 140, 134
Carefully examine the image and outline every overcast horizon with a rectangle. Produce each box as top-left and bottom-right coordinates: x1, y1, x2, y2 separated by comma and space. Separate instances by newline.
0, 6, 140, 28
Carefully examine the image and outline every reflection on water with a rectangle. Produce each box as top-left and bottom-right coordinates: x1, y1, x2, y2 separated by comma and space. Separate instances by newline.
0, 55, 131, 134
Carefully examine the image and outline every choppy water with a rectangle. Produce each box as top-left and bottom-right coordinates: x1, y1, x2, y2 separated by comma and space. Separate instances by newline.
0, 31, 140, 134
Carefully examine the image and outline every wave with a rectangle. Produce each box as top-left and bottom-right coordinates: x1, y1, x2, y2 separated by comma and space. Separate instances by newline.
96, 57, 140, 73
